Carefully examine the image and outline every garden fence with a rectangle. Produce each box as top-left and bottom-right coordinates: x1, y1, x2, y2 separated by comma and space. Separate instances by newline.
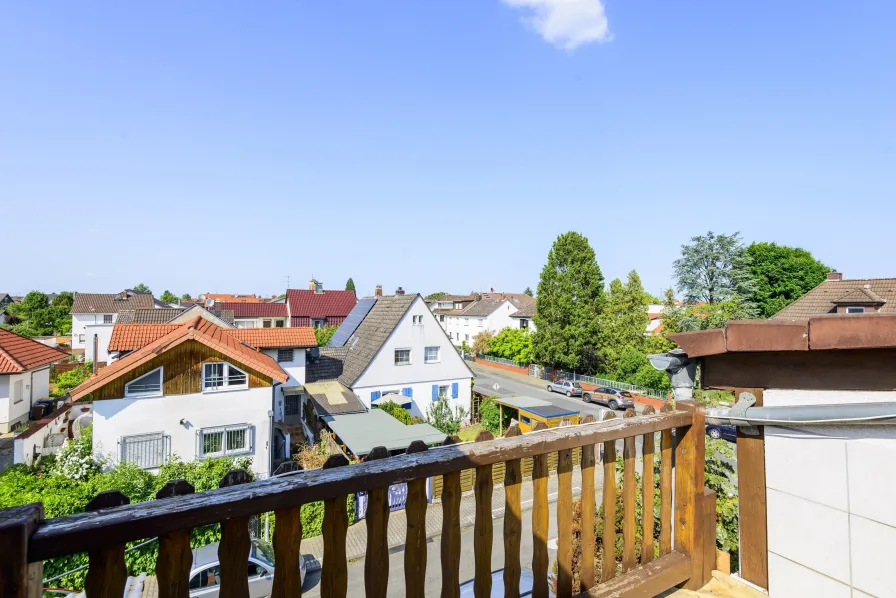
554, 370, 668, 401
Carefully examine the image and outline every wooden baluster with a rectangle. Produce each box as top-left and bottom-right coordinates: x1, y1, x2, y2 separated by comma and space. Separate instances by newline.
473, 430, 494, 598
218, 470, 253, 598
272, 462, 305, 598
530, 421, 550, 598
503, 424, 523, 598
85, 490, 130, 598
600, 411, 617, 582
405, 441, 429, 597
622, 409, 637, 572
579, 414, 597, 591
557, 445, 573, 598
675, 400, 707, 590
155, 480, 195, 598
659, 403, 674, 557
0, 503, 44, 598
321, 454, 350, 598
364, 446, 390, 598
640, 406, 657, 566
440, 435, 462, 598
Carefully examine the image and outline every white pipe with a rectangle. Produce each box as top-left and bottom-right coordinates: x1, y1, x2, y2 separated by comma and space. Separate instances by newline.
707, 402, 896, 426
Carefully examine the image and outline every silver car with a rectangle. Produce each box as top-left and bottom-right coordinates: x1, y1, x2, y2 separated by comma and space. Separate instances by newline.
546, 379, 584, 397
188, 538, 306, 597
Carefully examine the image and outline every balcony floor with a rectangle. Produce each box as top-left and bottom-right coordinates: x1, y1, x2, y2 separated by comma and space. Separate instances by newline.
660, 571, 767, 598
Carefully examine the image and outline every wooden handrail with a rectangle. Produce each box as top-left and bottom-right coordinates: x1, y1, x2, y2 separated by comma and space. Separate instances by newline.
27, 409, 692, 562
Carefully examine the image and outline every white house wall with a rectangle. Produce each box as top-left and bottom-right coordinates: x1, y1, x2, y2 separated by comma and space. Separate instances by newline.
72, 313, 116, 349
261, 348, 306, 419
91, 386, 274, 478
354, 379, 471, 419
763, 389, 896, 598
352, 296, 473, 417
0, 368, 51, 433
85, 324, 115, 364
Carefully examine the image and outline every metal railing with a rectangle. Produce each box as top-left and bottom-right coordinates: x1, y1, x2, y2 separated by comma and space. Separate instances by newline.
120, 433, 170, 469
477, 354, 528, 368
554, 370, 668, 401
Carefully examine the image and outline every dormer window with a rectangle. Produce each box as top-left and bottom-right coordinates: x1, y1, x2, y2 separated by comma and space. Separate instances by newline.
202, 362, 248, 391
125, 367, 163, 397
846, 306, 865, 314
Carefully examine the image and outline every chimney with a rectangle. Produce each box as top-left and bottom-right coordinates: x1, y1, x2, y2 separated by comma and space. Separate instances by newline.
308, 279, 317, 291
375, 285, 383, 297
490, 288, 494, 293
395, 287, 405, 296
827, 271, 843, 282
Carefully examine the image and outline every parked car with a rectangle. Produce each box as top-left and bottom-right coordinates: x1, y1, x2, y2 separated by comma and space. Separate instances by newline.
459, 568, 552, 597
583, 386, 635, 410
189, 538, 306, 597
706, 423, 737, 442
546, 379, 584, 397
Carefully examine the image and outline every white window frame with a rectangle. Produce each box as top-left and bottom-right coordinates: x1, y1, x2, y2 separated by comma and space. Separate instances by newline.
464, 318, 469, 326
263, 319, 272, 328
394, 348, 411, 366
125, 366, 164, 398
197, 424, 252, 459
425, 346, 441, 364
277, 348, 294, 363
103, 314, 113, 324
846, 306, 865, 314
202, 362, 249, 392
438, 385, 450, 400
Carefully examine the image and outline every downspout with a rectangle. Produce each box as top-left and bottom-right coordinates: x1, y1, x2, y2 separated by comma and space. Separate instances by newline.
707, 393, 896, 426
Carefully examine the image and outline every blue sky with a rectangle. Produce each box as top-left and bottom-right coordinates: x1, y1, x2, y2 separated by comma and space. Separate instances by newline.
3, 1, 894, 299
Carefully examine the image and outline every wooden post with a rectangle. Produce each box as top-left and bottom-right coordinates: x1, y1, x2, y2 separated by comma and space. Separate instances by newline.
0, 503, 43, 598
640, 406, 657, 566
659, 403, 674, 557
702, 488, 717, 583
556, 446, 573, 598
622, 409, 637, 572
155, 480, 196, 598
674, 400, 706, 590
364, 446, 390, 598
321, 455, 350, 598
531, 421, 550, 598
474, 430, 495, 598
579, 414, 597, 591
217, 470, 253, 598
600, 410, 617, 582
271, 462, 305, 598
405, 440, 429, 597
735, 387, 768, 589
441, 435, 463, 598
503, 424, 523, 598
85, 490, 131, 598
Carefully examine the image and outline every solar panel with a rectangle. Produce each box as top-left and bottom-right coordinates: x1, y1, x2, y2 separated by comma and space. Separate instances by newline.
328, 297, 377, 347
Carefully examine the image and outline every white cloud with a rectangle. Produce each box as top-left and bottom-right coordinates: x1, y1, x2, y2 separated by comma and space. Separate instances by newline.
502, 0, 612, 50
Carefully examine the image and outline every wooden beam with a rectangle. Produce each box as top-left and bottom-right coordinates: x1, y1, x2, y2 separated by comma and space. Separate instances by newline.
673, 401, 706, 591
735, 387, 768, 589
581, 551, 690, 598
0, 504, 43, 598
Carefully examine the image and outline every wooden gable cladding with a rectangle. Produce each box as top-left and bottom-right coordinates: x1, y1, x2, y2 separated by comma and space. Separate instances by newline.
92, 340, 273, 401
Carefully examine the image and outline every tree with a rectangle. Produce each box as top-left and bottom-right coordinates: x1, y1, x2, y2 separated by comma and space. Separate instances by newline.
673, 232, 755, 308
599, 270, 649, 373
487, 328, 534, 364
532, 232, 604, 370
159, 290, 178, 304
180, 293, 192, 301
5, 291, 72, 336
745, 242, 830, 318
471, 330, 493, 356
314, 326, 337, 347
132, 283, 151, 294
345, 278, 356, 294
426, 292, 449, 300
425, 396, 467, 435
523, 287, 534, 297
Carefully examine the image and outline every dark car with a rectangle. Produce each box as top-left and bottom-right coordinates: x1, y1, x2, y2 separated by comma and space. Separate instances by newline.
583, 386, 635, 410
706, 423, 737, 442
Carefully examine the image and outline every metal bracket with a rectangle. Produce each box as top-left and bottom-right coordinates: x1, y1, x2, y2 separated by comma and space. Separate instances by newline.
729, 392, 757, 421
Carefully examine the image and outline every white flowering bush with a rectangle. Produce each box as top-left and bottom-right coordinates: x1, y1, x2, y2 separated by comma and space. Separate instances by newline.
54, 425, 103, 480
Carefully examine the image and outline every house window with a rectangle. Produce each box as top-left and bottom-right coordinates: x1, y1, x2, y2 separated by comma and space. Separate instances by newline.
454, 303, 462, 310
103, 314, 113, 324
439, 315, 445, 322
412, 315, 424, 324
425, 346, 440, 363
438, 385, 450, 400
120, 432, 169, 469
275, 320, 285, 328
520, 415, 531, 425
277, 349, 294, 363
312, 319, 325, 329
202, 362, 248, 391
12, 380, 23, 404
520, 319, 529, 329
394, 349, 411, 365
198, 424, 252, 458
465, 334, 469, 341
846, 306, 865, 314
464, 318, 469, 326
125, 367, 163, 397
263, 319, 272, 328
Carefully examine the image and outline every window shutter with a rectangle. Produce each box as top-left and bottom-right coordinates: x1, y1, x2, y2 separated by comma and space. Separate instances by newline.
402, 387, 412, 398
432, 385, 438, 401
371, 391, 381, 402
451, 382, 459, 399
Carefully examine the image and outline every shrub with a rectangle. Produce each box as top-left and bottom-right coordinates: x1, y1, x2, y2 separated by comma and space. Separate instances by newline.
375, 401, 414, 425
294, 441, 329, 470
50, 364, 92, 398
425, 396, 467, 436
487, 327, 534, 364
478, 397, 511, 435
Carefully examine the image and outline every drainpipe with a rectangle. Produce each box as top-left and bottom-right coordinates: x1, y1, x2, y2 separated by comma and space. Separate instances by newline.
708, 393, 896, 427
647, 349, 698, 402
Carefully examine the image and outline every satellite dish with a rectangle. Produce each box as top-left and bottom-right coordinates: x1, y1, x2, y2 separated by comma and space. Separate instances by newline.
72, 413, 93, 439
205, 298, 215, 308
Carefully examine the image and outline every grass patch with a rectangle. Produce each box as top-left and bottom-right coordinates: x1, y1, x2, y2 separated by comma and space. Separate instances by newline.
458, 423, 482, 442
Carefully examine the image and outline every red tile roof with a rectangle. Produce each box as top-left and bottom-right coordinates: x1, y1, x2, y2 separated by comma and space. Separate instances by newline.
227, 328, 317, 349
286, 289, 356, 320
108, 324, 181, 351
201, 294, 265, 303
220, 302, 288, 318
0, 329, 69, 373
71, 317, 289, 399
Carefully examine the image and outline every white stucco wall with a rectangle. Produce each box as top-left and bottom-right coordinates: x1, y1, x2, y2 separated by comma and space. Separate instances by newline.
352, 296, 473, 418
0, 369, 49, 432
72, 313, 115, 349
92, 386, 275, 478
763, 389, 896, 598
85, 324, 115, 363
443, 300, 533, 345
261, 348, 306, 419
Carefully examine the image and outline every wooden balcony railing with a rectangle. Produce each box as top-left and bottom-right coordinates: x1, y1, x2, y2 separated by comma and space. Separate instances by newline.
0, 401, 714, 598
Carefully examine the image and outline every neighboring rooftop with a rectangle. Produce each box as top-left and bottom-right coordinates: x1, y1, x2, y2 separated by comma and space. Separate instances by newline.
338, 294, 417, 387
286, 288, 357, 326
303, 380, 367, 417
116, 308, 186, 324
108, 324, 316, 352
220, 302, 288, 318
71, 291, 155, 314
772, 273, 896, 319
322, 408, 447, 457
200, 293, 265, 303
306, 347, 350, 383
108, 324, 181, 351
0, 329, 69, 373
510, 303, 536, 319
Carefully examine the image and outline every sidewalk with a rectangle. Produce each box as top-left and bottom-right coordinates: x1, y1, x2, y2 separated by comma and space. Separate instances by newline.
301, 462, 605, 568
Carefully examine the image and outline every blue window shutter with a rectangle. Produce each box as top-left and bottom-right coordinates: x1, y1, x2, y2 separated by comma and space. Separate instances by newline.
403, 387, 412, 398
432, 385, 438, 401
371, 391, 381, 402
451, 382, 459, 399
